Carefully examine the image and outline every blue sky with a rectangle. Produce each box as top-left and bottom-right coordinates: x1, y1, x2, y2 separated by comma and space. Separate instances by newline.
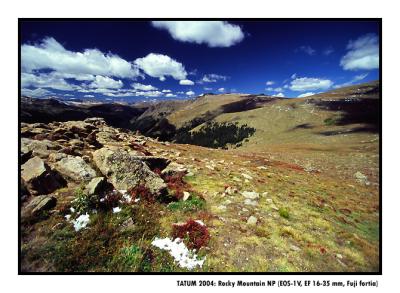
20, 20, 380, 101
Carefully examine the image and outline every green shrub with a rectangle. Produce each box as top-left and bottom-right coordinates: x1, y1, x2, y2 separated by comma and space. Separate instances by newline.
167, 194, 205, 212
323, 117, 336, 126
279, 207, 290, 219
110, 244, 142, 272
71, 187, 99, 214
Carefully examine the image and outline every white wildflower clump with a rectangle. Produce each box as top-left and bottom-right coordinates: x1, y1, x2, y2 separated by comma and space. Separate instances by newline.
151, 237, 205, 270
72, 213, 90, 231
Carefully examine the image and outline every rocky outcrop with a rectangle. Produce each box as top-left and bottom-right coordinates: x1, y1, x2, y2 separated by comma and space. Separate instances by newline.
22, 194, 57, 219
21, 138, 61, 159
53, 155, 97, 182
92, 147, 167, 195
21, 156, 66, 195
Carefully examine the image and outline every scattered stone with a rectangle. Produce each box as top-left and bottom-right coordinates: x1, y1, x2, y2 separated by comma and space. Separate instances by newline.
290, 244, 301, 252
54, 155, 97, 182
183, 191, 190, 201
257, 166, 268, 170
271, 204, 279, 211
247, 216, 258, 225
354, 171, 370, 185
266, 198, 273, 204
205, 165, 215, 171
217, 205, 227, 211
241, 173, 253, 180
336, 253, 343, 259
21, 156, 66, 195
244, 199, 258, 206
161, 162, 187, 176
119, 217, 136, 232
242, 191, 260, 200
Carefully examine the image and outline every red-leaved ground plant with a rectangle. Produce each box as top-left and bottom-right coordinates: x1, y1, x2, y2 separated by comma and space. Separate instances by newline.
171, 219, 210, 250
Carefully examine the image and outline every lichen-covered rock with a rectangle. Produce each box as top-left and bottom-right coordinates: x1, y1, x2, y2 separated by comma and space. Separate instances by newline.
21, 138, 61, 159
92, 147, 167, 195
21, 156, 66, 195
54, 155, 97, 182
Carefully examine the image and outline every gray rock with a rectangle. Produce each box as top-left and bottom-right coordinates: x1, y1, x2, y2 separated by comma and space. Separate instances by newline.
86, 177, 107, 195
54, 155, 97, 182
354, 171, 370, 185
92, 148, 166, 195
22, 194, 57, 218
48, 152, 67, 162
119, 218, 136, 232
21, 156, 66, 195
244, 199, 258, 206
290, 244, 301, 252
161, 162, 187, 176
247, 216, 258, 225
84, 117, 106, 126
242, 191, 260, 200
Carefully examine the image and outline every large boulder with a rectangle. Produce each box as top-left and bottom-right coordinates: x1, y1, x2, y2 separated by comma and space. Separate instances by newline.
21, 156, 66, 195
54, 155, 97, 182
22, 194, 57, 219
21, 138, 61, 159
92, 148, 167, 195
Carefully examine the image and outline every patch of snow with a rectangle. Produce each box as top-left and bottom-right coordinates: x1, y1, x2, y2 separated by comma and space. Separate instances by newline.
151, 237, 205, 270
65, 214, 71, 221
122, 192, 132, 203
70, 207, 75, 213
72, 213, 90, 231
113, 207, 122, 213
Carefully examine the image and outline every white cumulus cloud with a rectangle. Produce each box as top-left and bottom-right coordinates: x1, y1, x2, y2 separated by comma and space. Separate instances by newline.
266, 81, 275, 86
266, 87, 283, 92
152, 21, 244, 47
290, 77, 333, 91
21, 72, 76, 91
89, 75, 123, 89
274, 93, 285, 97
179, 79, 195, 85
165, 93, 177, 98
340, 33, 379, 71
132, 83, 158, 91
134, 53, 187, 81
21, 37, 140, 79
186, 90, 195, 96
218, 88, 225, 92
